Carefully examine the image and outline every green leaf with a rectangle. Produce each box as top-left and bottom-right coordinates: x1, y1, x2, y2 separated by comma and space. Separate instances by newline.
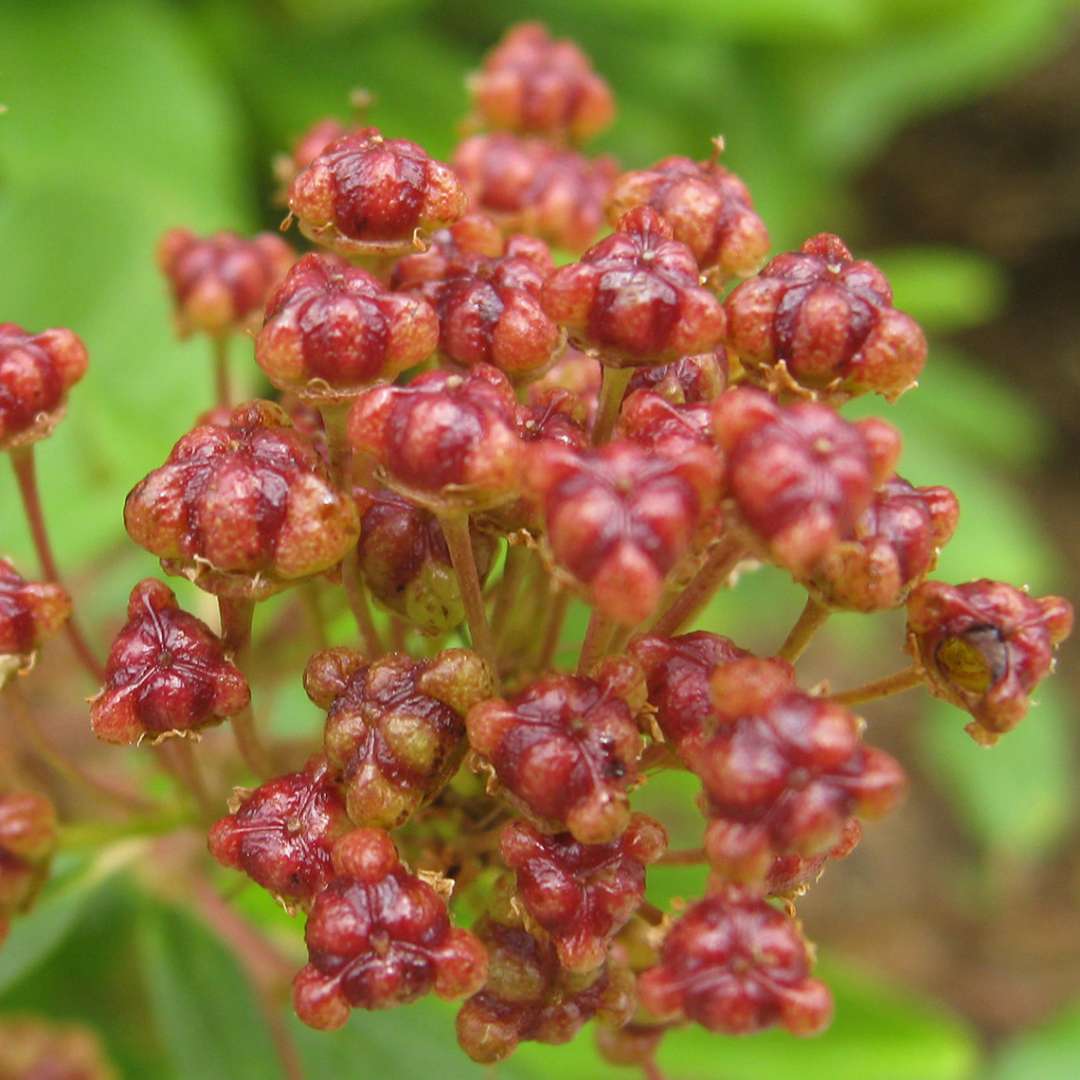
919, 681, 1073, 856
992, 1000, 1080, 1079
869, 247, 1008, 332
137, 902, 282, 1080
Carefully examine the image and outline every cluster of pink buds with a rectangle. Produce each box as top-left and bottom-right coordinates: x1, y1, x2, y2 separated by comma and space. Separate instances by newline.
2, 20, 1073, 1077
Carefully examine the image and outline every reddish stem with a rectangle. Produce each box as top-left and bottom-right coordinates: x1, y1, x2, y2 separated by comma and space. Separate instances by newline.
217, 596, 273, 777
577, 608, 615, 674
658, 847, 707, 867
831, 665, 926, 707
9, 445, 105, 683
212, 335, 232, 409
341, 548, 384, 658
154, 740, 215, 819
439, 513, 498, 673
778, 594, 831, 663
649, 537, 745, 637
536, 587, 570, 671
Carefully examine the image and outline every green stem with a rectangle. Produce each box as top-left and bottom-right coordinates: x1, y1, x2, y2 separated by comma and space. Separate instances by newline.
778, 595, 831, 663
830, 665, 926, 708
649, 537, 745, 637
577, 608, 616, 674
217, 597, 273, 778
592, 365, 633, 445
212, 335, 232, 409
439, 513, 498, 672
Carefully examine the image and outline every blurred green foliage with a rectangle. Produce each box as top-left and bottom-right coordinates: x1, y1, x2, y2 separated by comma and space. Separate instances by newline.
1, 0, 1078, 1075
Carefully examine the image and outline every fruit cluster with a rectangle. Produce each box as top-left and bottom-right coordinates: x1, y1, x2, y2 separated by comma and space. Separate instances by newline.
1, 21, 1072, 1077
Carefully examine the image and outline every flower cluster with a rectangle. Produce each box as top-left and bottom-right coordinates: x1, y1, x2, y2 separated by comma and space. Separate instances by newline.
2, 20, 1073, 1078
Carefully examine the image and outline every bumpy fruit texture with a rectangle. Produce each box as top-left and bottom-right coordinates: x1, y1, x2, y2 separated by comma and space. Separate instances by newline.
809, 475, 960, 611
456, 906, 633, 1063
0, 1015, 118, 1080
713, 387, 901, 577
468, 22, 615, 144
156, 229, 293, 339
354, 487, 496, 635
0, 791, 57, 946
208, 756, 352, 908
617, 388, 714, 450
629, 631, 750, 746
684, 658, 905, 886
90, 579, 250, 745
543, 207, 727, 367
256, 253, 438, 404
453, 133, 618, 252
525, 438, 722, 625
293, 829, 487, 1028
0, 322, 88, 450
305, 647, 496, 828
626, 349, 728, 405
392, 215, 562, 379
466, 660, 645, 843
906, 579, 1074, 745
0, 558, 72, 674
500, 814, 667, 972
288, 129, 467, 257
347, 364, 523, 514
274, 117, 353, 202
638, 887, 832, 1035
725, 233, 927, 402
124, 400, 359, 599
761, 818, 862, 898
607, 153, 769, 282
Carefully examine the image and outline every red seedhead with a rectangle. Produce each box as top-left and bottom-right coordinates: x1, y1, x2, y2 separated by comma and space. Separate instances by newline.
626, 349, 728, 405
906, 579, 1074, 745
607, 152, 769, 282
725, 233, 927, 402
809, 475, 960, 611
500, 814, 667, 972
0, 791, 57, 946
208, 756, 352, 909
0, 323, 88, 450
468, 22, 615, 144
761, 818, 862, 898
392, 216, 562, 379
713, 387, 901, 577
274, 117, 354, 202
90, 579, 249, 745
525, 438, 722, 625
466, 660, 645, 844
456, 904, 633, 1063
347, 365, 522, 514
124, 400, 359, 600
156, 229, 293, 339
293, 829, 487, 1028
527, 347, 602, 425
681, 658, 905, 885
353, 487, 496, 635
453, 133, 618, 252
542, 207, 727, 367
637, 887, 832, 1035
288, 129, 467, 257
305, 647, 496, 828
617, 389, 714, 451
0, 559, 72, 675
628, 631, 750, 746
256, 253, 438, 404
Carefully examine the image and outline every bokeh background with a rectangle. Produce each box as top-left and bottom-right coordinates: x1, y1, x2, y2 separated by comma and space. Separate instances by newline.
2, 1, 1079, 1076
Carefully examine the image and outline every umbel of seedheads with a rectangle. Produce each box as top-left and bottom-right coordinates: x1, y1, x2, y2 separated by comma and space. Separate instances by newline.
0, 21, 1073, 1079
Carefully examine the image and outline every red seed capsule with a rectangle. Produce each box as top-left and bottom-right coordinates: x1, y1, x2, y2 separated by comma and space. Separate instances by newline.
293, 829, 487, 1028
466, 660, 645, 844
607, 152, 770, 282
906, 579, 1074, 745
347, 364, 523, 515
713, 387, 901, 577
637, 887, 832, 1035
124, 400, 359, 600
453, 133, 618, 252
0, 791, 57, 946
525, 438, 722, 625
683, 657, 905, 885
208, 756, 352, 909
156, 229, 293, 339
90, 579, 250, 745
0, 323, 88, 450
500, 814, 667, 972
542, 207, 727, 367
626, 349, 728, 405
0, 559, 72, 677
468, 22, 615, 144
724, 233, 927, 402
392, 215, 562, 379
273, 117, 355, 203
760, 818, 862, 898
256, 253, 438, 405
809, 475, 960, 611
305, 647, 496, 828
288, 129, 467, 257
